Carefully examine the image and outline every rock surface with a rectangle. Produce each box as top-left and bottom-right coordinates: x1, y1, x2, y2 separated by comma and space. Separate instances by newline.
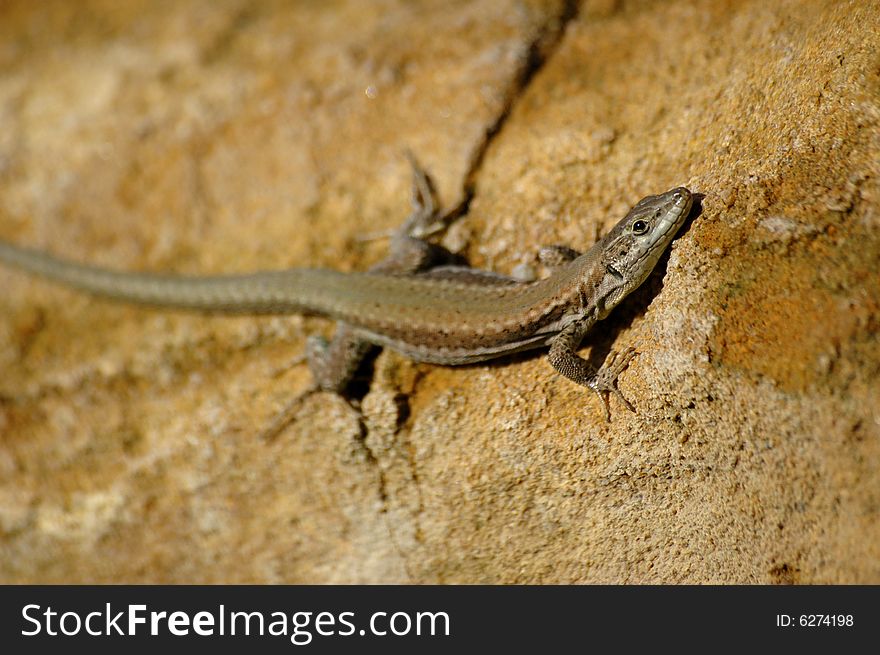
0, 0, 877, 583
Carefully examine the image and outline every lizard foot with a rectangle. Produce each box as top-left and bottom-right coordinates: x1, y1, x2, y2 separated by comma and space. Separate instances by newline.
399, 149, 444, 239
589, 347, 638, 421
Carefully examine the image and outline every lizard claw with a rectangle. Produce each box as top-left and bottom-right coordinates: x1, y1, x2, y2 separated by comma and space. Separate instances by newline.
400, 150, 445, 239
590, 347, 638, 421
259, 386, 319, 441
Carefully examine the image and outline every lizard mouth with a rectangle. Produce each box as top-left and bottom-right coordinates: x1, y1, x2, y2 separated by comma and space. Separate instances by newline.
606, 264, 624, 280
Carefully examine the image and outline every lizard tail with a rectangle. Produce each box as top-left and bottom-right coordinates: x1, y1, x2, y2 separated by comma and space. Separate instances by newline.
0, 239, 328, 315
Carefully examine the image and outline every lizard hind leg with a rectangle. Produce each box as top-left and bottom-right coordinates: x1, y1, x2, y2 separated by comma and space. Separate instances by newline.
306, 154, 456, 394
265, 153, 453, 439
367, 152, 460, 275
306, 326, 376, 393
399, 149, 443, 239
259, 326, 374, 441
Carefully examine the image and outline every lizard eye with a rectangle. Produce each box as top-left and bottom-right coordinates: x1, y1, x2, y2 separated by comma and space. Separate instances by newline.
632, 219, 649, 235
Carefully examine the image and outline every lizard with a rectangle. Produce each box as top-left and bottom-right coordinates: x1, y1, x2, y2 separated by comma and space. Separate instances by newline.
0, 162, 693, 421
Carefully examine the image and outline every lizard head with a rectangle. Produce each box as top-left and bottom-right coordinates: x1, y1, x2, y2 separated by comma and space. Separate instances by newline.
594, 186, 693, 314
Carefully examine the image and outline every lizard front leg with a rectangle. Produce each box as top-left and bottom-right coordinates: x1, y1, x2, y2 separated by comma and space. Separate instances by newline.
547, 318, 638, 421
538, 245, 582, 267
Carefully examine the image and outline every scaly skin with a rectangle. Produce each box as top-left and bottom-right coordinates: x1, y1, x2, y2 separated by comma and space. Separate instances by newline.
0, 185, 693, 419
